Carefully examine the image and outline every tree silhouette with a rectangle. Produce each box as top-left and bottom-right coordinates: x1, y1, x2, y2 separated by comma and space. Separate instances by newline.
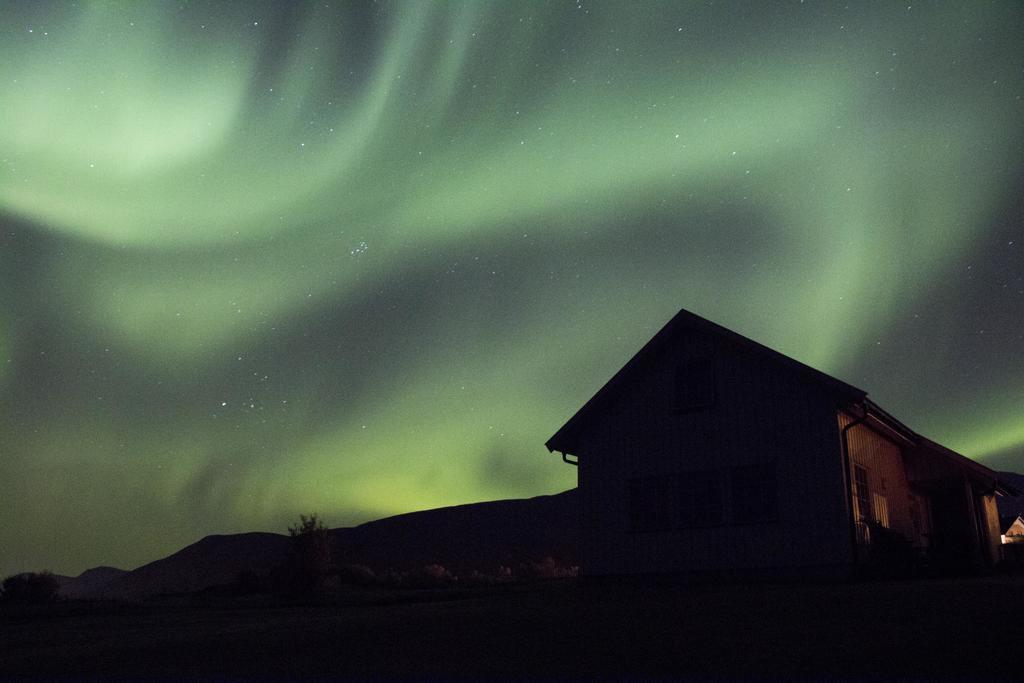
285, 514, 331, 595
1, 572, 60, 605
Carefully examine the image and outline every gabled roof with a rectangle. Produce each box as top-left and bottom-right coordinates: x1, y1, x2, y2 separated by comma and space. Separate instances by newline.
856, 401, 1018, 496
545, 308, 1020, 498
545, 307, 866, 455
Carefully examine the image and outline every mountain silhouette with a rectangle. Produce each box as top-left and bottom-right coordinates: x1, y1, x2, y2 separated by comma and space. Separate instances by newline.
58, 566, 128, 599
331, 488, 577, 575
62, 489, 576, 600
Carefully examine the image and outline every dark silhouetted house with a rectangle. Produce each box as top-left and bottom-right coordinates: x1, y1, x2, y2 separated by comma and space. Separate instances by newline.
546, 308, 1017, 578
1001, 515, 1024, 544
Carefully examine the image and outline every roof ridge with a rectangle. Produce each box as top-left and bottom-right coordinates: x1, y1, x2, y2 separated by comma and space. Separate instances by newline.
546, 307, 866, 454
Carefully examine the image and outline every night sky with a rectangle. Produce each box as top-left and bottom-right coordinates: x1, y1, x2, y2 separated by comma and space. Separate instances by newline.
1, 1, 1021, 578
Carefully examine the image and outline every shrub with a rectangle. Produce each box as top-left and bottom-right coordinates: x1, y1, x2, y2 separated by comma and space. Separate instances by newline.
1, 572, 60, 605
418, 564, 453, 584
517, 557, 579, 580
866, 522, 917, 577
380, 564, 455, 589
460, 568, 521, 586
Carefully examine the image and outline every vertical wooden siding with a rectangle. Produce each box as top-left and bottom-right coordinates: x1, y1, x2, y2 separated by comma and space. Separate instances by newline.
981, 494, 1001, 565
577, 327, 852, 576
836, 414, 917, 547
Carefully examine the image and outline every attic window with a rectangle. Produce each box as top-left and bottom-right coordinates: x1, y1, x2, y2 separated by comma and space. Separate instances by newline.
674, 357, 715, 413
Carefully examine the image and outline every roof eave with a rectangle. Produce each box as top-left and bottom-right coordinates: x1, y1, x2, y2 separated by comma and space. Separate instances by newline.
912, 436, 1020, 496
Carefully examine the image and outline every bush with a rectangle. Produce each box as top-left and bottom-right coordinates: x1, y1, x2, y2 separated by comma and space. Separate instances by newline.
1, 572, 60, 605
866, 522, 917, 577
416, 564, 454, 585
517, 557, 579, 580
380, 564, 455, 589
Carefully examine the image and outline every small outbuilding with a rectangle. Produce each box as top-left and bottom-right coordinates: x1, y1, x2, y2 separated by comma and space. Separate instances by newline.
546, 308, 1017, 578
1001, 515, 1024, 544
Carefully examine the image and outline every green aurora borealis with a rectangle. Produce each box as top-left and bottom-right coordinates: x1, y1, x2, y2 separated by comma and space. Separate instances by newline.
1, 1, 1021, 576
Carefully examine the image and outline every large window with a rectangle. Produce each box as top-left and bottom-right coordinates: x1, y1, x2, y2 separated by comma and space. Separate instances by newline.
629, 470, 724, 532
674, 357, 715, 412
730, 461, 779, 523
678, 470, 722, 527
630, 464, 779, 531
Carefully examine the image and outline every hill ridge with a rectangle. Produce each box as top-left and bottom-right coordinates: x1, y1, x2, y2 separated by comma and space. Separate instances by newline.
61, 489, 577, 600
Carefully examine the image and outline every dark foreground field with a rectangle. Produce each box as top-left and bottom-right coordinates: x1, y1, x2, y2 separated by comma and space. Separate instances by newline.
3, 575, 1024, 681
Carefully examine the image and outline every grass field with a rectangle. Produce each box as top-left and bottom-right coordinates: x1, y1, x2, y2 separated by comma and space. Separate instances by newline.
2, 575, 1023, 681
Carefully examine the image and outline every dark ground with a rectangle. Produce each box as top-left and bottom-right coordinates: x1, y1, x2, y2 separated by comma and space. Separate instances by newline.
2, 575, 1023, 681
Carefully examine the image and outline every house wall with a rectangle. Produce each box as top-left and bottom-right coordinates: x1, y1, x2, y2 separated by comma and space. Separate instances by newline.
902, 445, 1005, 567
837, 415, 918, 547
575, 326, 853, 577
981, 494, 1001, 565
